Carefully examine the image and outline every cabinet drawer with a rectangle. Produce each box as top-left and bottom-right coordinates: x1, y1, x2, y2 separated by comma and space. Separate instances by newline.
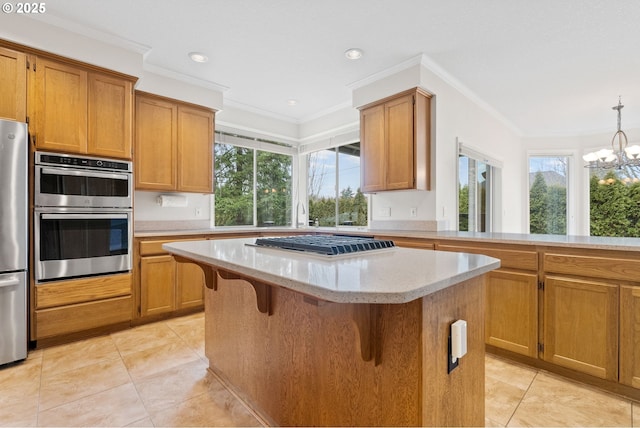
36, 273, 132, 309
544, 253, 640, 282
375, 236, 434, 250
35, 295, 132, 339
437, 244, 537, 271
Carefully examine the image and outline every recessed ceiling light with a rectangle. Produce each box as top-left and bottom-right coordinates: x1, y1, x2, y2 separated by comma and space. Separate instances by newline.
287, 99, 298, 106
188, 52, 208, 63
344, 48, 363, 60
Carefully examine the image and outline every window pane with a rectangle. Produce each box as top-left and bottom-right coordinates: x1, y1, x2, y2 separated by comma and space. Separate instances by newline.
458, 156, 469, 231
214, 143, 254, 226
459, 155, 490, 232
338, 143, 367, 226
528, 156, 567, 235
308, 149, 337, 227
589, 167, 640, 237
256, 151, 292, 227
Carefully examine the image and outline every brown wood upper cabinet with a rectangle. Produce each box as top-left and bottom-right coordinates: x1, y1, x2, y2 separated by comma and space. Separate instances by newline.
0, 46, 27, 122
359, 88, 431, 192
32, 57, 134, 159
135, 92, 214, 193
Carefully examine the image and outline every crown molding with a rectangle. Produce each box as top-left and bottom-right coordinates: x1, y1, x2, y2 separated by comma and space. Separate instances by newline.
143, 63, 229, 93
26, 13, 151, 55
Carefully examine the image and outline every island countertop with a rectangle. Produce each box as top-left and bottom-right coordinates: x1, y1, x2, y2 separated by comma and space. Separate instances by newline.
162, 237, 500, 304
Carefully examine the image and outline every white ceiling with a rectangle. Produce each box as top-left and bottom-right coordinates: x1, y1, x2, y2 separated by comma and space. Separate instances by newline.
23, 0, 640, 137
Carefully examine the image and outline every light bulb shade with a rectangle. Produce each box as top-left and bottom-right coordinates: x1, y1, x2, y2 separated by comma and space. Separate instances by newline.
625, 144, 640, 158
604, 154, 617, 162
583, 152, 599, 162
596, 148, 614, 160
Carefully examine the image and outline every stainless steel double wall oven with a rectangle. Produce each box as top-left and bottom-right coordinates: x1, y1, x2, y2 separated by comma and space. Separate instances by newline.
34, 151, 133, 282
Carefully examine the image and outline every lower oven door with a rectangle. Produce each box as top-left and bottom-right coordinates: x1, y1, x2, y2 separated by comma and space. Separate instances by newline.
34, 209, 132, 282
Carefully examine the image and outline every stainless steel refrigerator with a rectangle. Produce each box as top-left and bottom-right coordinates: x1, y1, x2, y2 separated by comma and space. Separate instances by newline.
0, 119, 28, 366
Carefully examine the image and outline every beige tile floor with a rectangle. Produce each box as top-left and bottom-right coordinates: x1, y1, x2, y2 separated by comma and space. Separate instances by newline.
0, 312, 637, 427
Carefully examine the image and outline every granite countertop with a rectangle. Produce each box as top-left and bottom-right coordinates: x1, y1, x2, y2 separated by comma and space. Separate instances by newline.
162, 237, 500, 304
137, 225, 640, 252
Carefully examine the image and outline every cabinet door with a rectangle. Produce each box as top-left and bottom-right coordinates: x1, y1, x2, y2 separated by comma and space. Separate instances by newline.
360, 104, 386, 192
88, 72, 133, 159
543, 275, 618, 380
176, 262, 205, 309
384, 93, 414, 190
34, 58, 88, 153
0, 47, 26, 122
177, 106, 213, 192
486, 270, 538, 357
140, 255, 176, 317
135, 95, 177, 190
620, 285, 640, 388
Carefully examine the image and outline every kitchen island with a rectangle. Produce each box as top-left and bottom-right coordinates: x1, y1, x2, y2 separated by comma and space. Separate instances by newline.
163, 237, 500, 427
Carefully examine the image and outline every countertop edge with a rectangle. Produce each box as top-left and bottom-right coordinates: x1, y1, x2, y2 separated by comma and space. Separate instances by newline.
163, 241, 501, 304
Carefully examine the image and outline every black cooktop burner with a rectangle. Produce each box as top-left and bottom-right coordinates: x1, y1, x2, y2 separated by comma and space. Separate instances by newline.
253, 235, 395, 256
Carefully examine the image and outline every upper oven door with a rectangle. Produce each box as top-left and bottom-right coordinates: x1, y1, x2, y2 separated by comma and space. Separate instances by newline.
35, 165, 132, 208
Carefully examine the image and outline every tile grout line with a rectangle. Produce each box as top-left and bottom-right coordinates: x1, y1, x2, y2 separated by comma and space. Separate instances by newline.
504, 368, 539, 427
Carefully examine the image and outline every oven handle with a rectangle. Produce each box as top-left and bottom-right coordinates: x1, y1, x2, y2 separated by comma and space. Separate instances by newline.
40, 213, 130, 220
40, 167, 130, 181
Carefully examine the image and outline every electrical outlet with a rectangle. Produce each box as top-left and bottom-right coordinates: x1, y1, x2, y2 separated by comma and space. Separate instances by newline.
378, 207, 391, 217
410, 207, 417, 217
195, 208, 202, 217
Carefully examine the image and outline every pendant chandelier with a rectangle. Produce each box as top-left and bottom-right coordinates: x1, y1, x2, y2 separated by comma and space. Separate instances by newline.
583, 97, 640, 169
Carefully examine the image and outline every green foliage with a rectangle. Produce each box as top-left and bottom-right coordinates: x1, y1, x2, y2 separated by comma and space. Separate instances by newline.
256, 151, 292, 226
529, 171, 566, 234
214, 144, 292, 227
214, 144, 254, 226
590, 171, 639, 237
458, 184, 469, 231
308, 187, 368, 227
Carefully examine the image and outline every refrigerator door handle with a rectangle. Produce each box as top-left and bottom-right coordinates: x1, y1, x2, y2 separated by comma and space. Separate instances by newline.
0, 277, 20, 288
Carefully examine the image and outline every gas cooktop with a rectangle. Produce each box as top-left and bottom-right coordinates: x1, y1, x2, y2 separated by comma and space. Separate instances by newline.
253, 235, 395, 256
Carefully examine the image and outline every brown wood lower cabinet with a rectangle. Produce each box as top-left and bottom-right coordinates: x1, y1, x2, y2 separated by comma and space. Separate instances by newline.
542, 275, 619, 381
620, 285, 640, 388
137, 237, 206, 320
140, 254, 177, 317
485, 270, 538, 358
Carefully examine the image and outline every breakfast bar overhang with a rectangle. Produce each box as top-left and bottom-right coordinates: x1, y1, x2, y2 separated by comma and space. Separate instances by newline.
163, 237, 500, 427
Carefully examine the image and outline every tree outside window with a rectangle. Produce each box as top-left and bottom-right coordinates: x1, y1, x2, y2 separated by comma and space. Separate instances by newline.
307, 143, 367, 227
214, 142, 292, 227
589, 168, 640, 237
528, 156, 568, 235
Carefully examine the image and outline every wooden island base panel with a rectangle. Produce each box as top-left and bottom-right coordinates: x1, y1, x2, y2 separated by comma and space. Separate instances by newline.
205, 273, 485, 427
164, 238, 499, 427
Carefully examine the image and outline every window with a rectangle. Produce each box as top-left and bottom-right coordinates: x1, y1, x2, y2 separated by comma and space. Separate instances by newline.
528, 156, 568, 235
214, 140, 292, 227
458, 156, 491, 232
589, 167, 640, 237
307, 142, 367, 227
457, 141, 501, 232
